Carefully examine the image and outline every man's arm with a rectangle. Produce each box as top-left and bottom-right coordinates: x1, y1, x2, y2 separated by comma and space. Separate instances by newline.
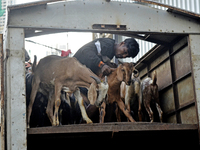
75, 46, 112, 75
82, 49, 111, 75
82, 48, 102, 69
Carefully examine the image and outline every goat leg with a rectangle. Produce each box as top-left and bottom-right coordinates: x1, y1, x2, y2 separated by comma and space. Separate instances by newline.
155, 93, 163, 123
124, 85, 131, 112
138, 83, 143, 122
46, 92, 54, 125
99, 101, 106, 123
156, 103, 163, 123
116, 99, 135, 122
138, 99, 142, 122
115, 104, 121, 122
144, 102, 154, 123
74, 89, 93, 124
53, 82, 62, 126
53, 99, 61, 126
27, 79, 40, 128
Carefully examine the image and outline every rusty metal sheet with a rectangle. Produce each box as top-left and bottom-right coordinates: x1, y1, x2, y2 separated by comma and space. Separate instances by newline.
177, 76, 194, 106
173, 46, 191, 80
180, 105, 198, 124
166, 114, 177, 123
153, 60, 172, 90
138, 66, 147, 79
172, 37, 187, 53
150, 50, 169, 70
160, 87, 175, 113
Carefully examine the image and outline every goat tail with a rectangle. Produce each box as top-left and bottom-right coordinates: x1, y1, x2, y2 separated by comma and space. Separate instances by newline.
32, 55, 37, 73
152, 70, 157, 85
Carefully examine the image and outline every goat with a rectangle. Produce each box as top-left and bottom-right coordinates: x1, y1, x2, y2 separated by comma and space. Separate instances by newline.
120, 70, 142, 121
27, 55, 108, 127
141, 70, 163, 122
26, 73, 75, 127
99, 62, 137, 123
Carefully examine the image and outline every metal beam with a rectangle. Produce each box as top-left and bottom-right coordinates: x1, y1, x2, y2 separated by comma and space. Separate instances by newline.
189, 34, 200, 141
4, 28, 26, 150
7, 0, 200, 37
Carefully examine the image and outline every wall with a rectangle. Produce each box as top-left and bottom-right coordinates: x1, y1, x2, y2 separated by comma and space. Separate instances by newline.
136, 36, 198, 124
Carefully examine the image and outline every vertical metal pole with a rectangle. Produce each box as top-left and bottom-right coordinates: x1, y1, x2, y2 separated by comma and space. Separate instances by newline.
5, 28, 26, 150
114, 34, 118, 64
188, 34, 200, 142
0, 34, 5, 150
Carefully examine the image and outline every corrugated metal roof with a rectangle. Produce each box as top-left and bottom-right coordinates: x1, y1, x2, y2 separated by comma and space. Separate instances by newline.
8, 0, 64, 10
132, 0, 200, 21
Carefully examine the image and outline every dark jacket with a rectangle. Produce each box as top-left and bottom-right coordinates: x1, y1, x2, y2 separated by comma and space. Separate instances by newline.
74, 38, 115, 74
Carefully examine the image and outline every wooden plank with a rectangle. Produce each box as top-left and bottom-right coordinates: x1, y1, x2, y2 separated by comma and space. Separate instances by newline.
27, 122, 198, 135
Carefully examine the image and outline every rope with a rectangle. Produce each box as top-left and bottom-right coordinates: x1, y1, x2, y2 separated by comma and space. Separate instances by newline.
25, 40, 63, 52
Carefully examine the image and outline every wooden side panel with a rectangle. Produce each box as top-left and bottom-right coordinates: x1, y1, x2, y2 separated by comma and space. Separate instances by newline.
136, 36, 197, 124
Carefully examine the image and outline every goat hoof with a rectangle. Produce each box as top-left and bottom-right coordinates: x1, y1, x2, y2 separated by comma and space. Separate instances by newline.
86, 119, 93, 124
52, 121, 57, 126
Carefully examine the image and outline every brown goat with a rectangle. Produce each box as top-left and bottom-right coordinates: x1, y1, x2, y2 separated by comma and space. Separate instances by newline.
99, 62, 136, 123
120, 71, 142, 121
141, 70, 163, 122
27, 55, 108, 127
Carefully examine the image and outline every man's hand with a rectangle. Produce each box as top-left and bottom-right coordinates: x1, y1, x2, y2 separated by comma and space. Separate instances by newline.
25, 62, 31, 68
101, 64, 111, 75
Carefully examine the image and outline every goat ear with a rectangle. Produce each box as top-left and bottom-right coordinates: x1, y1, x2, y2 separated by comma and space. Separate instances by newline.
88, 82, 97, 105
117, 64, 124, 81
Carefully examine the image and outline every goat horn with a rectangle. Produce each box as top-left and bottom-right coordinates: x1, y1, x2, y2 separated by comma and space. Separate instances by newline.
104, 76, 108, 84
90, 76, 101, 84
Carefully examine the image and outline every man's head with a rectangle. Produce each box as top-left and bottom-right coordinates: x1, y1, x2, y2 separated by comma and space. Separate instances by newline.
115, 38, 139, 58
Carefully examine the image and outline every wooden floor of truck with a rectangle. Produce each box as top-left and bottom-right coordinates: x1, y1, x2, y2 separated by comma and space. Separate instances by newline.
27, 122, 199, 149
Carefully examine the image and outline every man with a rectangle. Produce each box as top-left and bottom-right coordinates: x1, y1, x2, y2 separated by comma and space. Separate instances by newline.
74, 38, 139, 76
74, 38, 139, 122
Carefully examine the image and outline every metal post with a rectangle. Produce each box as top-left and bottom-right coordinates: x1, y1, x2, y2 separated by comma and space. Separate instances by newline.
5, 28, 26, 150
188, 34, 200, 142
114, 35, 119, 64
0, 34, 5, 150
